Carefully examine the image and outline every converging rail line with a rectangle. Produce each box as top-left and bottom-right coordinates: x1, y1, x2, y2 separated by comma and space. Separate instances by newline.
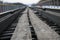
27, 9, 38, 40
0, 7, 60, 40
11, 7, 60, 40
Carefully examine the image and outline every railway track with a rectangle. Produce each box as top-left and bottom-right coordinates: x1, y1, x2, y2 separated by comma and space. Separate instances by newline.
11, 8, 60, 40
31, 8, 60, 35
27, 9, 38, 40
0, 15, 20, 40
0, 8, 25, 40
34, 9, 60, 35
0, 7, 60, 40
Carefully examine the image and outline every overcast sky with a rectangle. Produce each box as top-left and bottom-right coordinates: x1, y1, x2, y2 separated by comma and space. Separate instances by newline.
3, 0, 40, 5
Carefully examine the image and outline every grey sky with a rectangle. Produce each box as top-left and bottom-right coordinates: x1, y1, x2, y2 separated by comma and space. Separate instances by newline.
3, 0, 40, 4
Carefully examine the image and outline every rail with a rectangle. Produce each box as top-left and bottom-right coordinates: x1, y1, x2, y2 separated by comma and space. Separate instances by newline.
0, 7, 26, 34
